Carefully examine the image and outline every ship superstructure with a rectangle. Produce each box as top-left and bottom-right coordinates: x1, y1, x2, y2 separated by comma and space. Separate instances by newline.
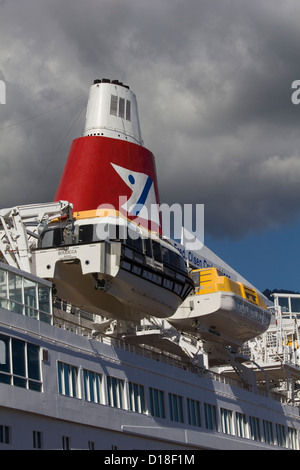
0, 79, 300, 450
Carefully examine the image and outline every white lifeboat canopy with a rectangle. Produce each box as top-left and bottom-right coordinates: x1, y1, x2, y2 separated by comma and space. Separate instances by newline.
83, 79, 143, 146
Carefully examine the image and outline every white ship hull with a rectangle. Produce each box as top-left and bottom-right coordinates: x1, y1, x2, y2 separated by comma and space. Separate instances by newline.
0, 302, 298, 450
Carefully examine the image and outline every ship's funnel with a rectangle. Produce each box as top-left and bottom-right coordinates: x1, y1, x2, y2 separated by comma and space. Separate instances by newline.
83, 79, 143, 145
54, 79, 161, 233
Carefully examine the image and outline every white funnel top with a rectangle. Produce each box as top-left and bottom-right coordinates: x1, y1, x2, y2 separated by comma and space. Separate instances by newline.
83, 79, 143, 146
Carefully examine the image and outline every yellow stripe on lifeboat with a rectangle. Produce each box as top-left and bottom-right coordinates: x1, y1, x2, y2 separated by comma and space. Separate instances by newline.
168, 267, 271, 347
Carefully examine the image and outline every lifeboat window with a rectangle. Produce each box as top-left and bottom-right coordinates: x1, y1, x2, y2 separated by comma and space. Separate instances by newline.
40, 230, 53, 248
173, 283, 182, 295
126, 230, 143, 252
170, 251, 186, 271
52, 228, 64, 247
162, 246, 170, 265
111, 224, 126, 240
152, 241, 162, 263
144, 238, 152, 258
163, 278, 173, 290
191, 272, 200, 287
79, 225, 94, 244
178, 256, 187, 271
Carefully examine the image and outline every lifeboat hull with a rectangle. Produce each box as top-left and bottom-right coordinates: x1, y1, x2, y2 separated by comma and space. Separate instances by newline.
31, 241, 191, 321
168, 291, 272, 346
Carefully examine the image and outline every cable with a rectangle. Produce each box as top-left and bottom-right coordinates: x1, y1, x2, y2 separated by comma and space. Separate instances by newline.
0, 92, 87, 130
24, 94, 88, 203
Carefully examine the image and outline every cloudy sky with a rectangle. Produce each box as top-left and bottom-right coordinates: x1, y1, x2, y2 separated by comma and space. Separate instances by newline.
1, 0, 300, 292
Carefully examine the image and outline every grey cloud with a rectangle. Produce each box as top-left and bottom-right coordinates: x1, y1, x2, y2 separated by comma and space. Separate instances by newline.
1, 0, 300, 240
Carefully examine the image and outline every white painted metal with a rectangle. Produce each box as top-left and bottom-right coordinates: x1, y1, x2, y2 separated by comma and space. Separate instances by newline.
83, 79, 143, 145
0, 201, 72, 271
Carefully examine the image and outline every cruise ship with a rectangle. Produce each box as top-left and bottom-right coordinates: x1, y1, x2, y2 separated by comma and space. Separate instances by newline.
0, 79, 300, 451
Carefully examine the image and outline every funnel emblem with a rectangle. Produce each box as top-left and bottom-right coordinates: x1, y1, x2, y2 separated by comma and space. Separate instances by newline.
111, 163, 160, 227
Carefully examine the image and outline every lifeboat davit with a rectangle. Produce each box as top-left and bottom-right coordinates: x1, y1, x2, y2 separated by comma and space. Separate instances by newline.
31, 79, 194, 320
167, 267, 272, 347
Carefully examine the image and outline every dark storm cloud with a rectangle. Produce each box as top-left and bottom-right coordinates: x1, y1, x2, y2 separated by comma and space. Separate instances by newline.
1, 0, 300, 240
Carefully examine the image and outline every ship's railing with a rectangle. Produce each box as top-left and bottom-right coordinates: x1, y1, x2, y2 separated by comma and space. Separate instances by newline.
52, 306, 296, 407
0, 262, 52, 324
273, 293, 300, 318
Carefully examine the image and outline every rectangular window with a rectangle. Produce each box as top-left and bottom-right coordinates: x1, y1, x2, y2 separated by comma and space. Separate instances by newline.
288, 427, 298, 450
24, 278, 37, 319
186, 398, 201, 427
152, 241, 162, 263
276, 423, 286, 447
8, 271, 23, 314
168, 393, 184, 423
57, 362, 79, 398
88, 440, 95, 450
204, 403, 218, 431
263, 419, 274, 445
126, 100, 131, 121
62, 435, 71, 450
83, 369, 102, 404
221, 408, 234, 435
0, 334, 11, 385
0, 335, 41, 390
0, 268, 7, 310
110, 95, 118, 116
128, 382, 146, 414
38, 284, 51, 323
27, 342, 41, 391
79, 224, 94, 244
0, 266, 52, 323
149, 387, 165, 419
107, 376, 125, 409
249, 416, 261, 442
33, 430, 43, 449
0, 425, 10, 444
119, 97, 125, 118
235, 412, 248, 438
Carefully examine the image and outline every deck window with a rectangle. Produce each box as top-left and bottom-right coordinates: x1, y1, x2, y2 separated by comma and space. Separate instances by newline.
57, 361, 79, 398
0, 334, 41, 391
128, 382, 146, 414
83, 369, 102, 404
204, 403, 218, 431
0, 425, 10, 444
235, 412, 248, 438
149, 387, 165, 419
33, 430, 43, 449
168, 393, 184, 423
221, 408, 234, 435
263, 419, 274, 444
276, 423, 286, 447
249, 416, 261, 442
288, 427, 298, 450
107, 376, 125, 409
187, 398, 201, 427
